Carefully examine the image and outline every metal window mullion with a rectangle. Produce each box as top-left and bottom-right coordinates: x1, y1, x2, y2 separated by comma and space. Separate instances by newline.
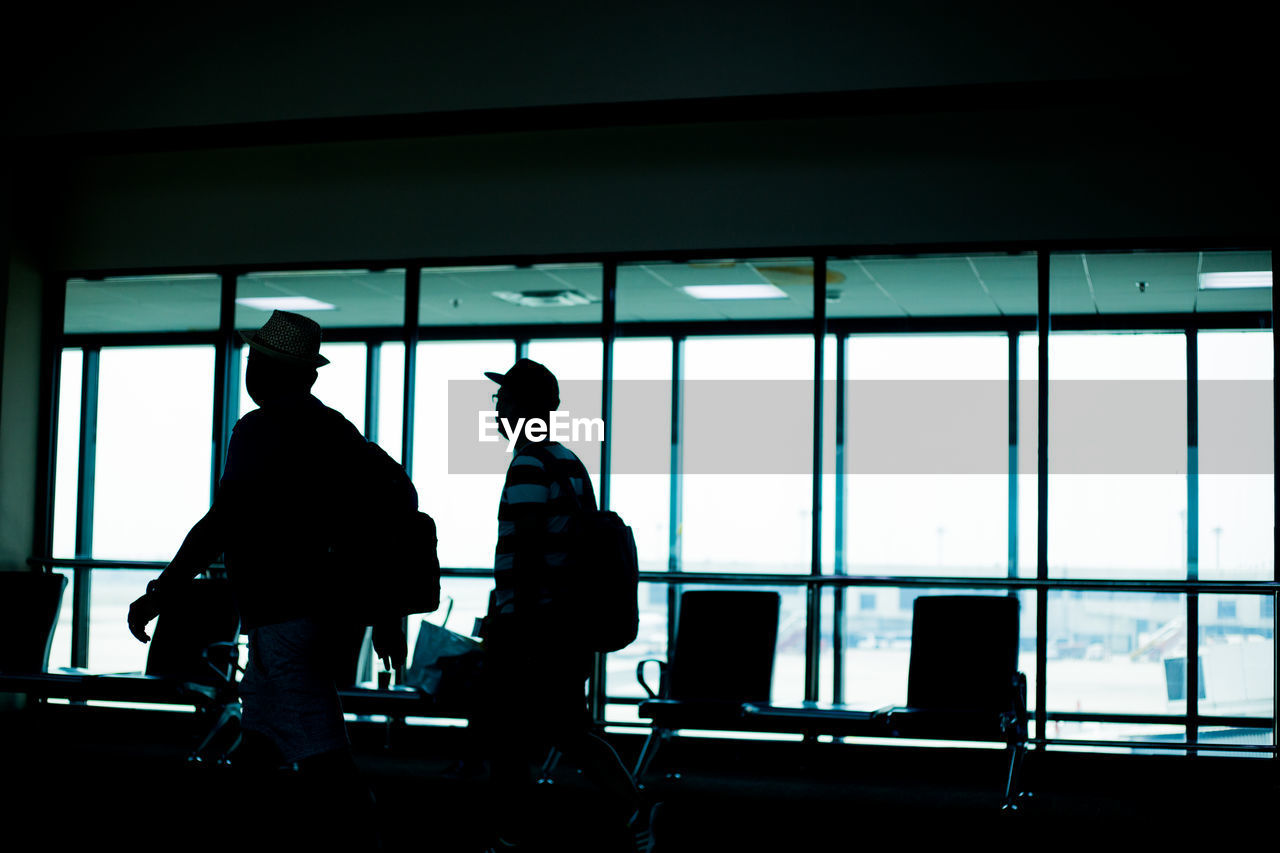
211, 273, 236, 502
805, 258, 826, 704
72, 347, 100, 669
591, 262, 617, 724
832, 331, 847, 704
224, 348, 242, 459
1035, 251, 1050, 743
33, 275, 69, 564
1009, 330, 1019, 582
365, 342, 380, 442
353, 340, 381, 686
599, 263, 617, 511
668, 336, 685, 657
393, 268, 420, 684
1186, 329, 1200, 750
402, 267, 420, 474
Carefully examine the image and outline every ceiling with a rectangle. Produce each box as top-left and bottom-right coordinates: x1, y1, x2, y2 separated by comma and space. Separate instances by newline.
64, 251, 1271, 334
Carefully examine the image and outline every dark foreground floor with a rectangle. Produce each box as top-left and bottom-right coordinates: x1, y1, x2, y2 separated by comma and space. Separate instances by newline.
3, 703, 1277, 852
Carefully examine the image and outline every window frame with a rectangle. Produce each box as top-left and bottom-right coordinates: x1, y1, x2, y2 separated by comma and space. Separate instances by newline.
32, 245, 1276, 757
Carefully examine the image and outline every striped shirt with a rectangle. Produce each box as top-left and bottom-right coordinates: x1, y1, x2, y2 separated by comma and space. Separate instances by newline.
492, 441, 596, 617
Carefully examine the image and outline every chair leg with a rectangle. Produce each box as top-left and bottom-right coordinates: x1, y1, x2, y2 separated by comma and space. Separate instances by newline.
633, 727, 668, 786
188, 702, 242, 766
1002, 739, 1027, 810
536, 746, 563, 784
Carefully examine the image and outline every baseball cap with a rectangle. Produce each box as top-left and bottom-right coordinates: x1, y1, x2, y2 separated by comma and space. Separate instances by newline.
485, 358, 560, 409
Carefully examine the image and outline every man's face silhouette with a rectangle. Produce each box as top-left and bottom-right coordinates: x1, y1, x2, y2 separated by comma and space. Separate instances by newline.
246, 350, 317, 406
494, 389, 515, 439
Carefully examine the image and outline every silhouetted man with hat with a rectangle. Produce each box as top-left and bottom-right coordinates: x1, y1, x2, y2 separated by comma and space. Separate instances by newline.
477, 358, 646, 851
128, 309, 409, 849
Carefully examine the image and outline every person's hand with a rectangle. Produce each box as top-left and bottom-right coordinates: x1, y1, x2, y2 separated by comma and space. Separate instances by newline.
372, 619, 407, 672
127, 593, 162, 643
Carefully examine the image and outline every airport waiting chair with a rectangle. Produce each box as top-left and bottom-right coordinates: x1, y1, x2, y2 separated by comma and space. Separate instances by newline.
0, 571, 68, 675
634, 590, 780, 782
884, 594, 1028, 807
740, 594, 1029, 808
0, 577, 242, 763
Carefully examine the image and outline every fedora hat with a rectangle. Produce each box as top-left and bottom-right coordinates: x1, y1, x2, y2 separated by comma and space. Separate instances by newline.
239, 310, 330, 368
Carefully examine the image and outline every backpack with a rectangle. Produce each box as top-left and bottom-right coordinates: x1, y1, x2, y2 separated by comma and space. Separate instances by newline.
332, 440, 441, 624
527, 444, 640, 653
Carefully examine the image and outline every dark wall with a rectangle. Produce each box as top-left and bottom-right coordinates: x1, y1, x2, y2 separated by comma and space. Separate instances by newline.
37, 98, 1271, 272
7, 1, 1271, 271
7, 1, 1268, 137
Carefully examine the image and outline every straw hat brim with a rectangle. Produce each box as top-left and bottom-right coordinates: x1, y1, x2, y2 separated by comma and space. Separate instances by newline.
240, 330, 330, 367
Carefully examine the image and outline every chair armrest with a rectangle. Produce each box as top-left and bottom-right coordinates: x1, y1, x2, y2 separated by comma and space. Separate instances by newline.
1005, 671, 1029, 739
636, 658, 667, 699
201, 641, 242, 687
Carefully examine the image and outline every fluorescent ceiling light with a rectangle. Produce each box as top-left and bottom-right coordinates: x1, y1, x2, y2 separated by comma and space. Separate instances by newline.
235, 297, 336, 311
682, 284, 788, 300
1198, 271, 1272, 290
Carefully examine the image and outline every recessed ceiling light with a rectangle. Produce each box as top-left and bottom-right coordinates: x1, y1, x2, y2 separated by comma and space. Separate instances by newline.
682, 284, 788, 300
1198, 271, 1272, 290
492, 290, 598, 307
235, 297, 337, 311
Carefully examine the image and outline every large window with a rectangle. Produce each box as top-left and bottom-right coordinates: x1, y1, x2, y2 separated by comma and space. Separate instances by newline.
843, 335, 1009, 577
51, 349, 82, 561
412, 340, 514, 570
1046, 332, 1188, 579
1198, 332, 1273, 581
680, 335, 814, 575
41, 249, 1274, 755
92, 346, 215, 562
609, 338, 673, 572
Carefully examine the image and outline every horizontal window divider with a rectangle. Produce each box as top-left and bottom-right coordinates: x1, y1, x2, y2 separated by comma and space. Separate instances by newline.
830, 312, 1271, 335
417, 323, 604, 341
438, 567, 496, 578
31, 557, 170, 571
27, 558, 504, 578
1035, 738, 1275, 753
595, 705, 1269, 729
28, 558, 1280, 595
1049, 311, 1272, 332
615, 319, 814, 337
634, 570, 1280, 595
61, 331, 221, 348
305, 326, 418, 344
58, 311, 1272, 351
1046, 712, 1271, 728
